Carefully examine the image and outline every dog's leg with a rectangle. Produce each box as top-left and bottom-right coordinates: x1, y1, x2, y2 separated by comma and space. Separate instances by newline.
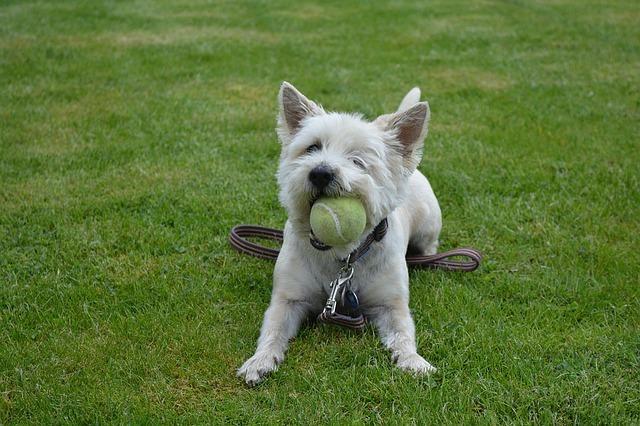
237, 296, 310, 386
369, 300, 437, 375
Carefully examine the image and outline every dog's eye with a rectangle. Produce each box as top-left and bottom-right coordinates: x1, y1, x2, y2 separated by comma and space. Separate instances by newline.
306, 143, 321, 154
352, 157, 367, 170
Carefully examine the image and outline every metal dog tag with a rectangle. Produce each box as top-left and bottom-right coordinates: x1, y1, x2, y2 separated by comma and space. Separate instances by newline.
342, 288, 359, 309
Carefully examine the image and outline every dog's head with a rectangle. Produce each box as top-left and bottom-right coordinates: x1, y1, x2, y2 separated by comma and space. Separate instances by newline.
275, 82, 430, 238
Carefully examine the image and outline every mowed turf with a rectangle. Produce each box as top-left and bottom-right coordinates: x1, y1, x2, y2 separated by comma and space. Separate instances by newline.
1, 0, 639, 423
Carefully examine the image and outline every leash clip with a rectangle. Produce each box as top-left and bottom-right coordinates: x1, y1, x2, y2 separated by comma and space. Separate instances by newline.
317, 264, 365, 330
325, 265, 354, 315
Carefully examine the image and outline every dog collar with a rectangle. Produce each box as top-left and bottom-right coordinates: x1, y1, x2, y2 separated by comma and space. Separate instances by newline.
309, 218, 388, 263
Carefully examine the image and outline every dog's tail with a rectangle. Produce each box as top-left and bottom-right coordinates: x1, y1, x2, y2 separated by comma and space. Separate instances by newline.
397, 87, 421, 112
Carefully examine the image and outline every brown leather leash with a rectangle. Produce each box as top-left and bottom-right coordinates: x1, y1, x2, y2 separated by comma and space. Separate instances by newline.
229, 225, 482, 272
230, 224, 482, 330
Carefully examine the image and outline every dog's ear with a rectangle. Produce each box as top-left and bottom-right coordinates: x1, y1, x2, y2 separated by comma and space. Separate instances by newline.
391, 102, 430, 148
397, 87, 421, 112
382, 102, 430, 168
277, 82, 323, 143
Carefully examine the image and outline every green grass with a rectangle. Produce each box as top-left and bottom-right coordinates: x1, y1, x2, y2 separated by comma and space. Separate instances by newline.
1, 0, 639, 423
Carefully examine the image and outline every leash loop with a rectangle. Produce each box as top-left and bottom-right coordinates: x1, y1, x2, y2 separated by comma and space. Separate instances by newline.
406, 247, 482, 272
229, 225, 282, 261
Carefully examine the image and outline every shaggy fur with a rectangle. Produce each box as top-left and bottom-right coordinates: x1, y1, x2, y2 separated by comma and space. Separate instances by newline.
238, 82, 442, 386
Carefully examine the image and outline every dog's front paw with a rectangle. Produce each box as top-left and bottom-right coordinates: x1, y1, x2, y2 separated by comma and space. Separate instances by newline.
395, 353, 437, 375
237, 352, 281, 386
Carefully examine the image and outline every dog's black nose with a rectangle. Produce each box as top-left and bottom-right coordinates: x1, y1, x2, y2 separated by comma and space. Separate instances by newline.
309, 166, 334, 190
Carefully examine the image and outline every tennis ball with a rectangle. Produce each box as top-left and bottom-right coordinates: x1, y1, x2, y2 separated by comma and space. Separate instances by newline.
310, 197, 366, 247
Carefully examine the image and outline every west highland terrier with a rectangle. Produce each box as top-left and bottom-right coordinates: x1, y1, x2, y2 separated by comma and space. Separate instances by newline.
238, 82, 442, 386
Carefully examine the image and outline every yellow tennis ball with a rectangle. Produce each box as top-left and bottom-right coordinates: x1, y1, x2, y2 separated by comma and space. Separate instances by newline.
310, 197, 367, 247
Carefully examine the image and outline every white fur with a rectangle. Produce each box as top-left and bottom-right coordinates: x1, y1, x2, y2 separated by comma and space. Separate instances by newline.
238, 82, 442, 386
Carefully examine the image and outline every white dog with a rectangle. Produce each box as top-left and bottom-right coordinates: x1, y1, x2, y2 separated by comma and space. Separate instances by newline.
238, 82, 442, 386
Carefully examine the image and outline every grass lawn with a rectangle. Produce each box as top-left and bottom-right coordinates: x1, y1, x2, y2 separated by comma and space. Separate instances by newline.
1, 0, 639, 423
